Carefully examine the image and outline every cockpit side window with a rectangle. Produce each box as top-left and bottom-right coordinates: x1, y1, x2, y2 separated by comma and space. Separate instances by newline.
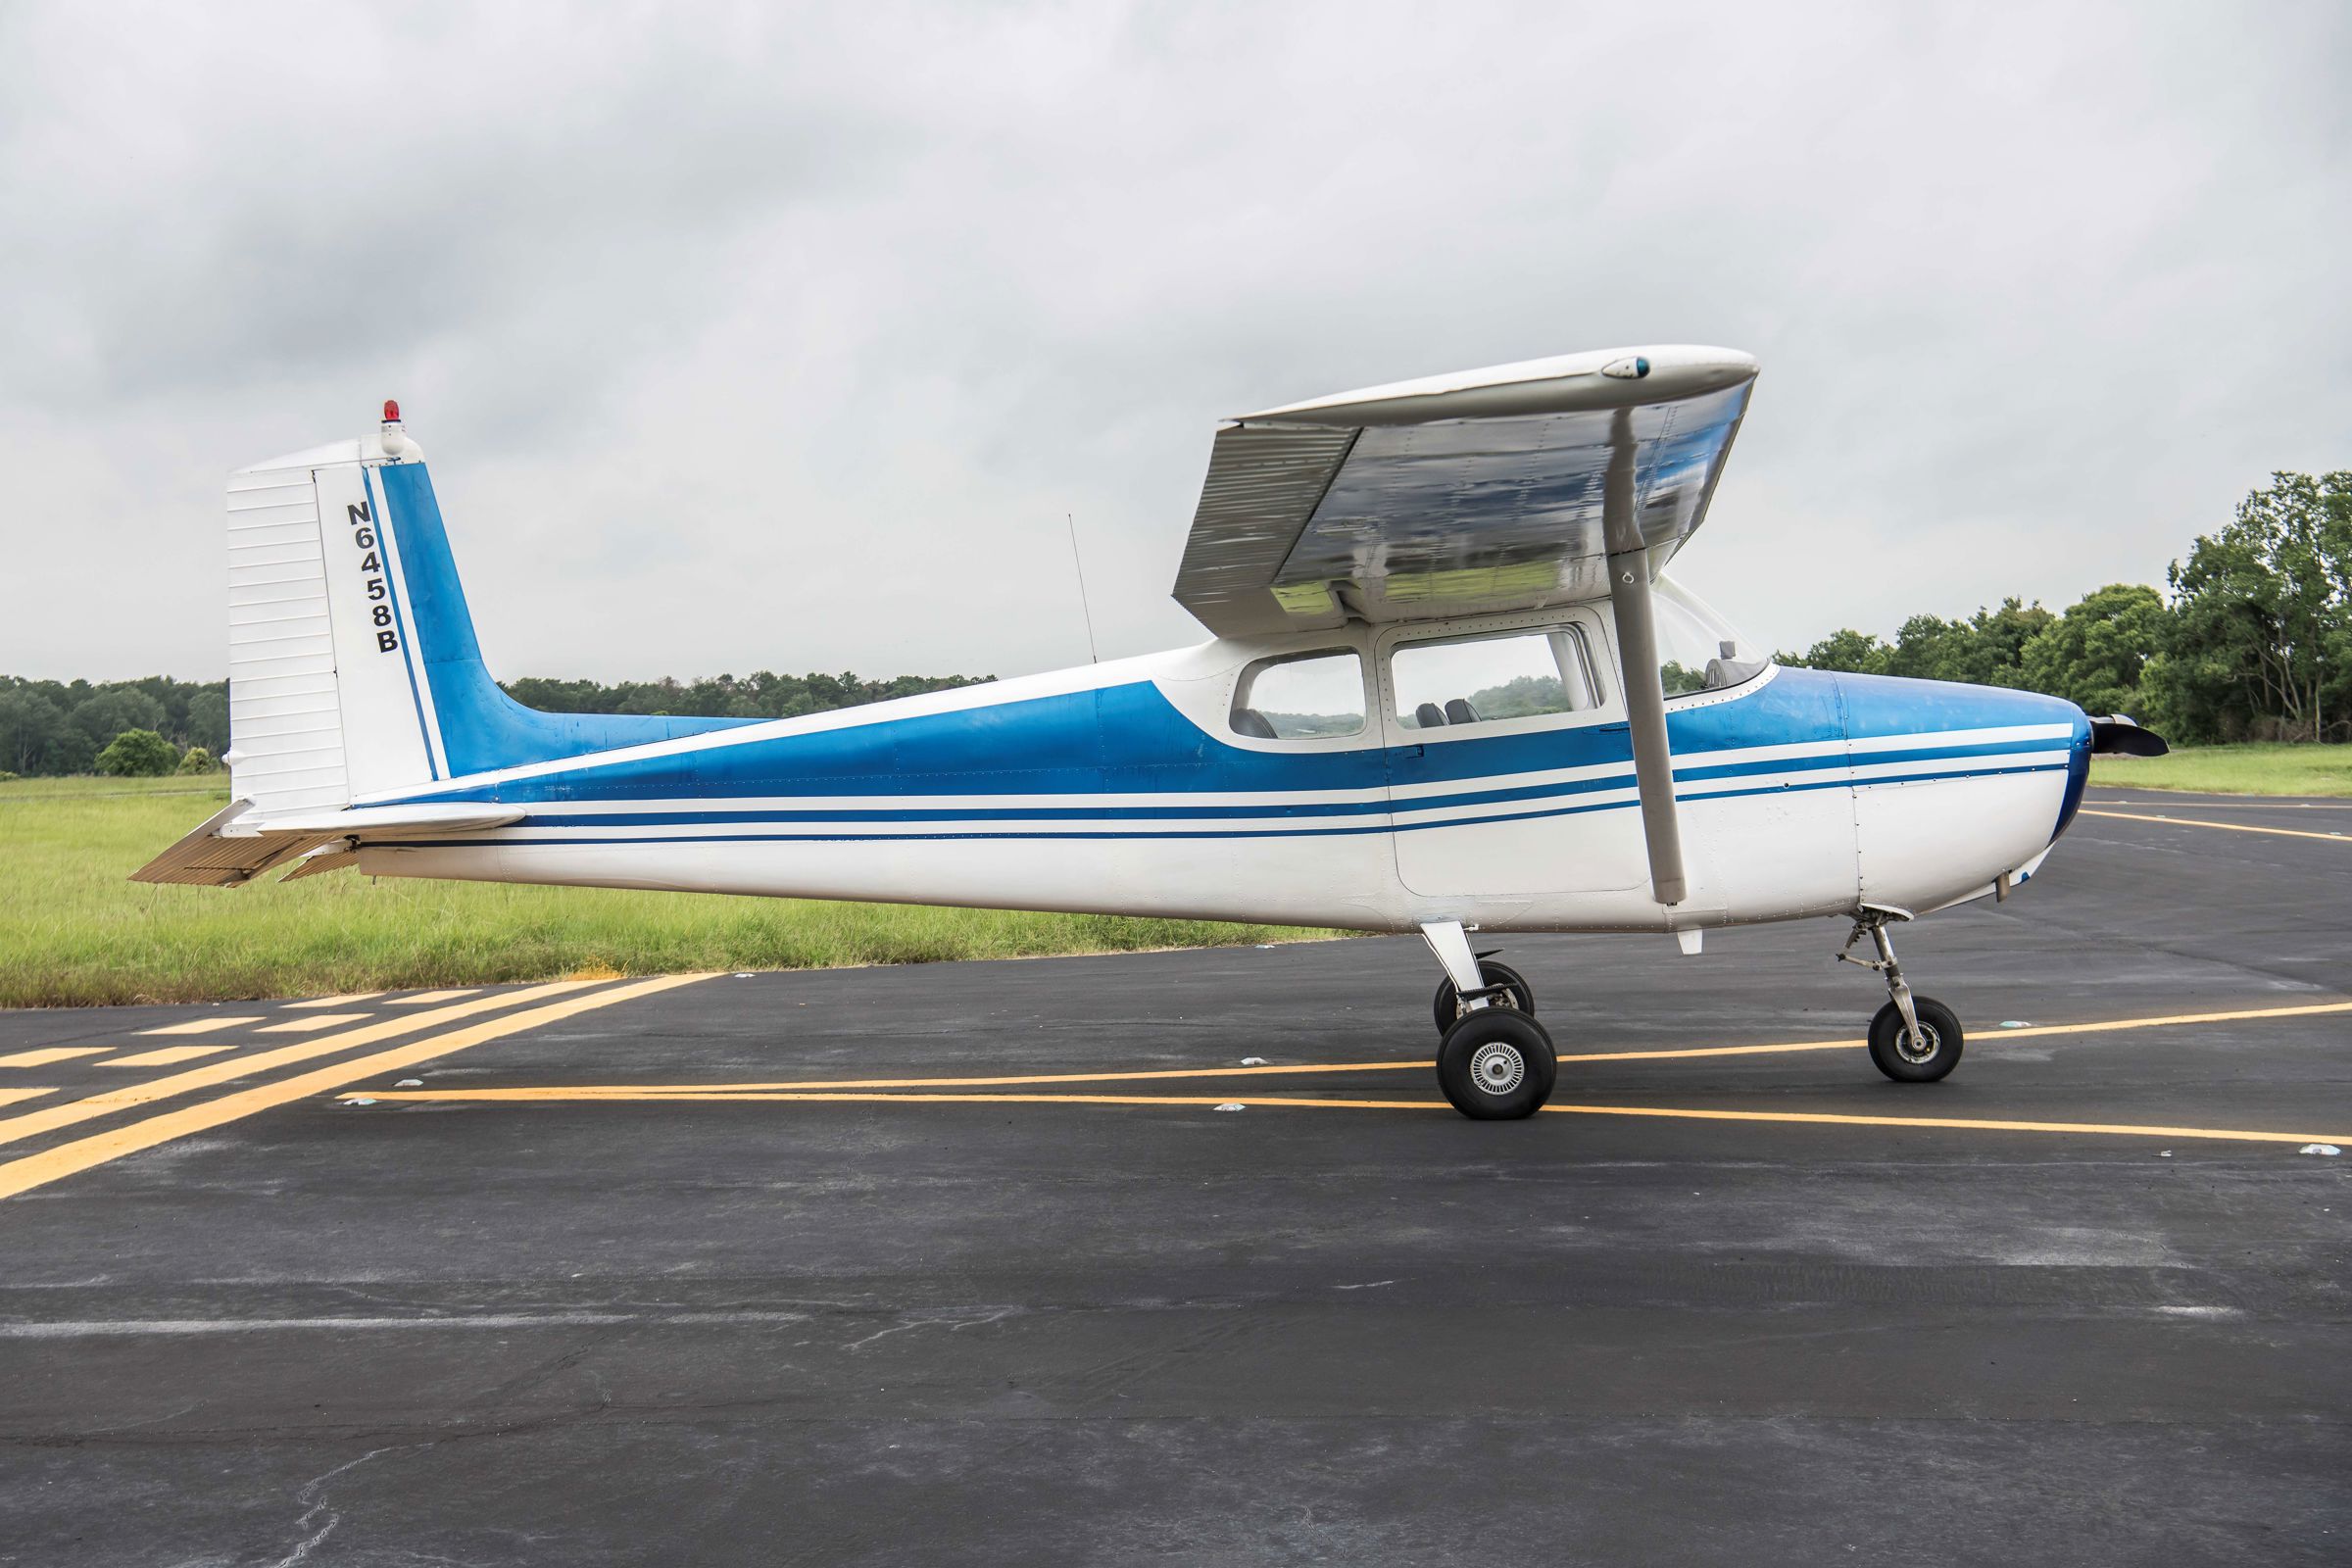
1230, 650, 1366, 740
1391, 625, 1605, 730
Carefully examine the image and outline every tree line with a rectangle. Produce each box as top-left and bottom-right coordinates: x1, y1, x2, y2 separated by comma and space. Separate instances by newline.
0, 670, 992, 779
1777, 470, 2350, 744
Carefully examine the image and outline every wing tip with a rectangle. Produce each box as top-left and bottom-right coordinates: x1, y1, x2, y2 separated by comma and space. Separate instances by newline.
1240, 344, 1757, 427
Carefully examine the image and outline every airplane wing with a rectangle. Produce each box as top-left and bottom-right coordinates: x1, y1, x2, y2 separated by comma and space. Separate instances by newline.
1171, 345, 1758, 639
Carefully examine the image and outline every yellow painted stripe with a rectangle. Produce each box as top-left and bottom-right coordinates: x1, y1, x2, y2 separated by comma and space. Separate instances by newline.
258, 1013, 369, 1033
0, 975, 711, 1201
2087, 798, 2352, 810
340, 1085, 2349, 1146
379, 997, 2352, 1101
284, 992, 383, 1008
389, 989, 478, 1005
2081, 808, 2352, 843
0, 1048, 109, 1068
0, 1089, 53, 1108
400, 1089, 1455, 1110
418, 1060, 1446, 1096
1540, 1102, 2351, 1145
0, 982, 599, 1151
102, 1045, 236, 1067
137, 1016, 261, 1037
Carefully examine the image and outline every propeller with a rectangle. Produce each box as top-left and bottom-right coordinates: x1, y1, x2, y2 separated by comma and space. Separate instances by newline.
2086, 715, 2169, 757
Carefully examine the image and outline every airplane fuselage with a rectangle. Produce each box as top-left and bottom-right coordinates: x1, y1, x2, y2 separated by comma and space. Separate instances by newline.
354, 607, 2092, 937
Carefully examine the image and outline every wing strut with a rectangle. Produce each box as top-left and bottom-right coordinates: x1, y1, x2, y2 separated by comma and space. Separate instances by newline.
1601, 409, 1687, 907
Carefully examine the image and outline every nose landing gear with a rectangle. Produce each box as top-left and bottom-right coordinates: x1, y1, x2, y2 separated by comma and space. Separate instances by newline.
1838, 906, 1964, 1082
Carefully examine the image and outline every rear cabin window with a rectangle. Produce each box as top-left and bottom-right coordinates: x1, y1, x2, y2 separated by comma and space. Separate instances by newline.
1230, 650, 1366, 740
1392, 626, 1603, 731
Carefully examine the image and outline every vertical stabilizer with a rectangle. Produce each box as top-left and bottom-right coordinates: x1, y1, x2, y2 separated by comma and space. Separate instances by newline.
222, 406, 756, 816
223, 416, 440, 813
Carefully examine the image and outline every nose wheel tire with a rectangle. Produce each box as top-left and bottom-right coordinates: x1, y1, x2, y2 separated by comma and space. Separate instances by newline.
1868, 997, 1963, 1082
1436, 1007, 1556, 1119
1432, 959, 1536, 1034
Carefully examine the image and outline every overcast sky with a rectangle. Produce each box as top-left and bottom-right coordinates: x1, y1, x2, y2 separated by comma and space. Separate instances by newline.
3, 2, 2345, 684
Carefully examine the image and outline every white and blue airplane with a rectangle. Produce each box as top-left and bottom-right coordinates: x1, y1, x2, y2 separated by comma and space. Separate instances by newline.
140, 346, 2166, 1118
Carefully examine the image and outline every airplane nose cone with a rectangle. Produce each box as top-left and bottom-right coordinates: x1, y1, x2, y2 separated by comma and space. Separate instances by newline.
1834, 672, 2092, 911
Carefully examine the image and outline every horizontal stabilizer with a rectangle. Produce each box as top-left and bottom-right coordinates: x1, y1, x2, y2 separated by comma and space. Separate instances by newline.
131, 801, 524, 887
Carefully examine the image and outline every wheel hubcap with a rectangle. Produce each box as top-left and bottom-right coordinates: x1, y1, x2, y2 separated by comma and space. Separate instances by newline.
1468, 1041, 1526, 1095
1896, 1021, 1940, 1064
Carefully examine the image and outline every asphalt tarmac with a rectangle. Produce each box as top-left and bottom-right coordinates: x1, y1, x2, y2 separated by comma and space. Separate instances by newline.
2, 792, 2347, 1565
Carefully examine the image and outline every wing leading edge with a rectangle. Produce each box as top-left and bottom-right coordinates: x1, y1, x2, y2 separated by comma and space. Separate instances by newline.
1171, 345, 1759, 639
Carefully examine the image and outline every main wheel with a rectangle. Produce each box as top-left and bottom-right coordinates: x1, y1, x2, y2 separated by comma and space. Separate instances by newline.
1868, 997, 1963, 1082
1436, 1007, 1557, 1120
1432, 959, 1535, 1034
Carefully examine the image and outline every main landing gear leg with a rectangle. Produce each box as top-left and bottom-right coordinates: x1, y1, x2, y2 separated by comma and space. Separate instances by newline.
1838, 906, 1964, 1083
1420, 921, 1554, 1120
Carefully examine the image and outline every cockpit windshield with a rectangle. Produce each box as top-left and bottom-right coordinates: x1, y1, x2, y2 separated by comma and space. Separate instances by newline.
1652, 575, 1769, 697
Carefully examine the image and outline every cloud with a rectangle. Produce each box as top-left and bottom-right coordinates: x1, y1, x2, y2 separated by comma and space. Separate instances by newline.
2, 0, 2346, 681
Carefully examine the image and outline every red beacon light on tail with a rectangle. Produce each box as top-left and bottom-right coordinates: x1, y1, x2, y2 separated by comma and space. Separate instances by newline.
377, 399, 418, 462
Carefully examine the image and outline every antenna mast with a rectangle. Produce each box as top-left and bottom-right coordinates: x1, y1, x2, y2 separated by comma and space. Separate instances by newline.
1065, 512, 1100, 664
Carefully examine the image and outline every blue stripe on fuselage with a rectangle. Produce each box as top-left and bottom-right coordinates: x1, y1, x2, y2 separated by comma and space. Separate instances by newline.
379, 665, 2077, 815
382, 758, 2074, 851
497, 737, 2070, 828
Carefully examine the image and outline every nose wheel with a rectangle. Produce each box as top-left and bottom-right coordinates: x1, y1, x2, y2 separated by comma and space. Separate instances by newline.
1838, 906, 1965, 1082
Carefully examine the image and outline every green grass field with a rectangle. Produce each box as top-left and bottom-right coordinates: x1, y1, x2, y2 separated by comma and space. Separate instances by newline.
0, 776, 1335, 1008
2089, 742, 2352, 797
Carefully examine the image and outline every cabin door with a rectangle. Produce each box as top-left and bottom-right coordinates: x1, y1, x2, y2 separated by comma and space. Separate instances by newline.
1377, 611, 1650, 899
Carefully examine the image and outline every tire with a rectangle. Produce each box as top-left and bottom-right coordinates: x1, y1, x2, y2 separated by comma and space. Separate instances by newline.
1432, 959, 1535, 1034
1868, 997, 1963, 1083
1436, 1007, 1557, 1120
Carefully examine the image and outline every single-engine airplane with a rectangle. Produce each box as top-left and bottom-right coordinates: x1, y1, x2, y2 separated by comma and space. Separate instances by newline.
140, 346, 2167, 1118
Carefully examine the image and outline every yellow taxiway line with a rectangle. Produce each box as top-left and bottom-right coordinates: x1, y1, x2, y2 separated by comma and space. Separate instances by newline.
2086, 798, 2352, 810
0, 974, 711, 1202
1542, 1102, 2348, 1144
2079, 808, 2352, 843
333, 1087, 2349, 1148
346, 997, 2352, 1101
